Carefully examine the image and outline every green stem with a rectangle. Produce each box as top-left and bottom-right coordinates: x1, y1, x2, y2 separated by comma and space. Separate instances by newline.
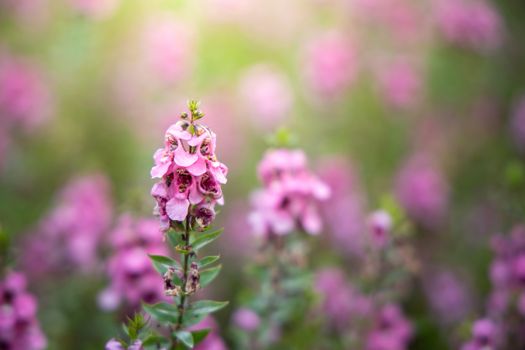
173, 216, 191, 348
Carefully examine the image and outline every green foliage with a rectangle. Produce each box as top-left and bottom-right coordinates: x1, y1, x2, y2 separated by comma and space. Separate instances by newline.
199, 265, 222, 288
143, 302, 180, 324
197, 255, 220, 268
174, 330, 194, 348
148, 254, 181, 275
191, 228, 223, 252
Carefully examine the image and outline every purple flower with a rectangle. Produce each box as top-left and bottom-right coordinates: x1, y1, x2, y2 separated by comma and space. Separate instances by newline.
395, 153, 448, 229
99, 215, 169, 311
248, 149, 330, 237
0, 272, 47, 350
367, 210, 393, 249
461, 318, 499, 350
366, 304, 413, 350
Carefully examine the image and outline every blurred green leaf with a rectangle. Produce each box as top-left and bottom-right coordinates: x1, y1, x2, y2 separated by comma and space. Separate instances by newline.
191, 228, 223, 252
199, 265, 222, 288
174, 330, 194, 348
143, 303, 179, 324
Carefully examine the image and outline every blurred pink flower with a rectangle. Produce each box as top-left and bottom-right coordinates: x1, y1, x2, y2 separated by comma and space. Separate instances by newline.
395, 153, 448, 229
377, 60, 421, 109
302, 31, 358, 99
433, 0, 502, 52
461, 318, 500, 350
0, 272, 47, 350
142, 18, 194, 85
232, 308, 261, 332
0, 52, 52, 133
21, 174, 113, 277
367, 210, 392, 249
100, 215, 168, 311
315, 268, 372, 330
238, 64, 293, 129
318, 157, 367, 255
70, 0, 120, 19
423, 271, 472, 324
248, 149, 330, 237
366, 304, 413, 350
510, 94, 525, 152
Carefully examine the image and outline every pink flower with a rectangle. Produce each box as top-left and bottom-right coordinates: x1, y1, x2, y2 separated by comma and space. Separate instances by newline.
0, 272, 47, 350
248, 149, 330, 237
0, 52, 52, 133
151, 104, 228, 230
367, 210, 392, 249
318, 157, 367, 255
302, 31, 358, 99
21, 174, 112, 277
366, 304, 413, 350
395, 153, 448, 229
232, 308, 261, 332
100, 215, 169, 311
377, 60, 421, 109
105, 339, 143, 350
238, 64, 293, 129
433, 0, 502, 52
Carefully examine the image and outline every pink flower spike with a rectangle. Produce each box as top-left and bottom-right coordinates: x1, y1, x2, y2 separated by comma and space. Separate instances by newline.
151, 182, 168, 199
166, 197, 190, 221
150, 149, 172, 178
302, 203, 322, 234
166, 122, 192, 141
210, 162, 228, 184
188, 132, 209, 147
189, 183, 204, 204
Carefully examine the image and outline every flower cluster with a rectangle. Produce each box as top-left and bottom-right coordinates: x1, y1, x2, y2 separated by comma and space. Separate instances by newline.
99, 215, 169, 311
433, 0, 502, 52
151, 102, 228, 231
22, 174, 112, 277
248, 149, 330, 237
0, 272, 47, 350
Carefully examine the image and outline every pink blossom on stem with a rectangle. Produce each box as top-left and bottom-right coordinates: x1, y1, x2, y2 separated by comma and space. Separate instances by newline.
248, 148, 330, 237
377, 60, 421, 109
0, 272, 47, 350
366, 304, 413, 350
367, 210, 392, 249
151, 103, 227, 231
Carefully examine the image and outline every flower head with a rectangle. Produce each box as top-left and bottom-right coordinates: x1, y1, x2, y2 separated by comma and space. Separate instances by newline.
151, 101, 227, 231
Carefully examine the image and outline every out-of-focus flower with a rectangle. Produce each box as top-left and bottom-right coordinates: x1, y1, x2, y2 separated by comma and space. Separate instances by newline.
232, 308, 261, 332
315, 268, 372, 331
69, 0, 120, 19
367, 210, 392, 249
377, 60, 421, 109
238, 64, 293, 129
433, 0, 502, 52
0, 272, 47, 350
0, 52, 52, 133
366, 304, 413, 350
21, 174, 112, 277
510, 94, 525, 152
99, 215, 168, 311
105, 339, 144, 350
302, 31, 358, 99
395, 153, 448, 229
142, 18, 194, 85
248, 149, 330, 237
461, 318, 499, 350
318, 157, 367, 255
151, 102, 227, 231
423, 271, 471, 324
189, 316, 227, 350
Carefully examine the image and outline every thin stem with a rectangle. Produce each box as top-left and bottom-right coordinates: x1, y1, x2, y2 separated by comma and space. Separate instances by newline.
172, 216, 191, 348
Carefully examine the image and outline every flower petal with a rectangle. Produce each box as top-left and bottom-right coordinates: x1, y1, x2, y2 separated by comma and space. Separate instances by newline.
166, 197, 189, 221
187, 156, 207, 176
174, 144, 198, 167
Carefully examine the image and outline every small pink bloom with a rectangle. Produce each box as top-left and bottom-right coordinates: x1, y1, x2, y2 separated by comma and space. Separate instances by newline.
377, 60, 421, 109
233, 308, 261, 331
367, 210, 392, 248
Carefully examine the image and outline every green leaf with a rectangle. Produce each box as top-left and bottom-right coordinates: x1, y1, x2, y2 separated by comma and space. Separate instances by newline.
142, 334, 170, 349
199, 265, 222, 288
191, 329, 211, 345
167, 231, 183, 248
174, 330, 194, 348
148, 254, 181, 275
191, 229, 223, 252
198, 255, 220, 268
143, 302, 179, 324
190, 300, 229, 316
182, 311, 208, 328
